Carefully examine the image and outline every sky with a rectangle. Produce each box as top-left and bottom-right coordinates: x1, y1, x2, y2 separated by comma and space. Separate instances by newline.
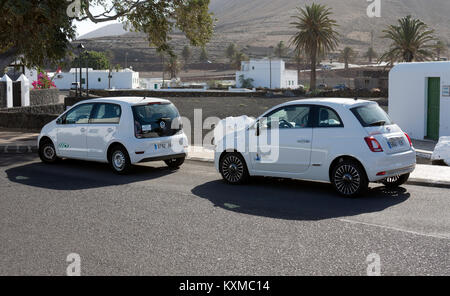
73, 1, 119, 38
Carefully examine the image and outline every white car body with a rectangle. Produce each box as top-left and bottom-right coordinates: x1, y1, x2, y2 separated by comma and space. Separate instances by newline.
214, 98, 416, 187
38, 97, 188, 166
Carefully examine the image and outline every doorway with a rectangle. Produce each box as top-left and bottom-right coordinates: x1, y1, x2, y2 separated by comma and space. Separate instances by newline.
427, 77, 440, 140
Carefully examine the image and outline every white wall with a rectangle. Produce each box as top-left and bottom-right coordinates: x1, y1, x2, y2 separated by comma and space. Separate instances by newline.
53, 68, 140, 90
236, 59, 297, 89
389, 62, 450, 140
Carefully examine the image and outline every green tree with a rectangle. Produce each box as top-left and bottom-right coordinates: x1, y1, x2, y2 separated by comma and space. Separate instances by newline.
199, 47, 209, 63
340, 47, 357, 70
0, 0, 214, 73
434, 40, 448, 60
225, 43, 237, 62
181, 45, 192, 71
365, 47, 378, 63
72, 50, 111, 70
238, 75, 254, 89
232, 51, 249, 70
274, 41, 288, 58
380, 15, 436, 64
166, 55, 182, 79
290, 3, 339, 90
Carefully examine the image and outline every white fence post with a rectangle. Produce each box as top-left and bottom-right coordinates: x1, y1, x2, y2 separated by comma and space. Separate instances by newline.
17, 74, 30, 107
1, 74, 13, 108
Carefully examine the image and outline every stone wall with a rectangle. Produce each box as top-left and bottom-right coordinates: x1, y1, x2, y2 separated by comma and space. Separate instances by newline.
0, 103, 65, 114
0, 112, 57, 131
30, 88, 60, 106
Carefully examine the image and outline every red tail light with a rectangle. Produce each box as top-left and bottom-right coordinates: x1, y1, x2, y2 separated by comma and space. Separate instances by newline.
134, 121, 143, 139
364, 136, 383, 152
404, 132, 413, 147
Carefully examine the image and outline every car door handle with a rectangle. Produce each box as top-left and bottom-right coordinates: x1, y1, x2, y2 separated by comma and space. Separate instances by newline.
80, 128, 86, 132
107, 128, 114, 133
297, 139, 310, 144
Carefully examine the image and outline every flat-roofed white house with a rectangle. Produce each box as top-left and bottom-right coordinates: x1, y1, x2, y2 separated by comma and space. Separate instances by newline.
53, 68, 140, 90
236, 59, 298, 89
389, 62, 450, 140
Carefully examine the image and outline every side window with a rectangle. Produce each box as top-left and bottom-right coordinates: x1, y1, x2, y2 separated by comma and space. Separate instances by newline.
317, 107, 343, 127
262, 105, 311, 129
90, 104, 121, 124
64, 104, 94, 124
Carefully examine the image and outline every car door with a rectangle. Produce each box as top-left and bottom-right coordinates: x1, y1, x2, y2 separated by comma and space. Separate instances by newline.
87, 103, 122, 160
57, 103, 95, 159
250, 105, 313, 175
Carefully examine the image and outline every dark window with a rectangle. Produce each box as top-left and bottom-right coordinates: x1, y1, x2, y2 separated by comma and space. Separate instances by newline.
63, 104, 94, 124
98, 78, 101, 82
351, 103, 393, 127
90, 103, 121, 124
132, 103, 182, 138
316, 107, 344, 127
262, 105, 311, 129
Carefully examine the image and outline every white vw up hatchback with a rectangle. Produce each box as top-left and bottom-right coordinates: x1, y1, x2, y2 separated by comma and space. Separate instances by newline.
214, 98, 416, 197
38, 97, 188, 174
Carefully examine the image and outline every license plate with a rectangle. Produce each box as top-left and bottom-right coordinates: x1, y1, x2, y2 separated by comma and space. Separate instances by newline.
155, 143, 172, 150
388, 137, 404, 148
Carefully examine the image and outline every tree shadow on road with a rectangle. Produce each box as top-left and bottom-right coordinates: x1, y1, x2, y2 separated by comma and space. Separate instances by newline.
191, 177, 410, 221
5, 159, 177, 191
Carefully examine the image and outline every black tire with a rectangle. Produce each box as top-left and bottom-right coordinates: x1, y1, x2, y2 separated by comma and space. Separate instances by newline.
39, 140, 59, 164
164, 157, 185, 169
109, 146, 132, 174
381, 173, 410, 188
331, 159, 369, 197
219, 152, 250, 185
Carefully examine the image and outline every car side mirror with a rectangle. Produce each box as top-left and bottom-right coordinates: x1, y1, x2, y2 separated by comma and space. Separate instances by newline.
56, 117, 63, 125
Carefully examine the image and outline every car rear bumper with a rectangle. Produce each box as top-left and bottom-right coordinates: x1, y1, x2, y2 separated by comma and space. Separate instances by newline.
366, 149, 417, 182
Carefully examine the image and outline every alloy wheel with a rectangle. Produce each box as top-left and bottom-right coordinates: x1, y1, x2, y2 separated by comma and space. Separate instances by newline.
222, 155, 245, 183
334, 164, 361, 196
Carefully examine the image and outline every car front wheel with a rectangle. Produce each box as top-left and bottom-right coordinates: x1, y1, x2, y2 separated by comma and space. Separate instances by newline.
219, 152, 249, 185
39, 140, 59, 164
331, 159, 368, 197
381, 173, 410, 188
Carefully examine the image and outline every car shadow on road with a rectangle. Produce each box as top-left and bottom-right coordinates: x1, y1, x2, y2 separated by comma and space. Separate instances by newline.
5, 159, 177, 190
191, 177, 411, 221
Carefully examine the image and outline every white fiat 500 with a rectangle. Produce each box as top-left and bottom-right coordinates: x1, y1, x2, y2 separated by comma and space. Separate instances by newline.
38, 97, 188, 174
214, 98, 416, 197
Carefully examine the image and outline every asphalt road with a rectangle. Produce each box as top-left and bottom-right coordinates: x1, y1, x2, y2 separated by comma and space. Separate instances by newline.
0, 154, 449, 276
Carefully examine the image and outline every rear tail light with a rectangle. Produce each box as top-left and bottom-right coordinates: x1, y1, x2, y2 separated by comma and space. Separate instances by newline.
404, 132, 413, 147
364, 136, 383, 152
135, 121, 143, 139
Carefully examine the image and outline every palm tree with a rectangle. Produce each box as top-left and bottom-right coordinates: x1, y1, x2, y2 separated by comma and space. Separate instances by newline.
434, 40, 448, 60
274, 41, 287, 58
290, 3, 339, 90
365, 47, 377, 63
340, 47, 357, 70
293, 48, 305, 83
380, 15, 436, 65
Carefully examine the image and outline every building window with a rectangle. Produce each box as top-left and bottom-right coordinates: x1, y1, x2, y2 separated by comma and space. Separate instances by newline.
98, 78, 101, 82
252, 66, 255, 70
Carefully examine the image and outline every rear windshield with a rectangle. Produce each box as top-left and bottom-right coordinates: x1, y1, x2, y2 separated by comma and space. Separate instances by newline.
350, 104, 393, 127
132, 103, 181, 138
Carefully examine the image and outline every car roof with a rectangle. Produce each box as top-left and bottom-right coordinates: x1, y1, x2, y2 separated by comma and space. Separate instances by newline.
79, 97, 171, 106
283, 98, 374, 109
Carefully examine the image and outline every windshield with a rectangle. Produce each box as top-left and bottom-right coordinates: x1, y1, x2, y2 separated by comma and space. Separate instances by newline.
132, 103, 182, 138
350, 104, 393, 127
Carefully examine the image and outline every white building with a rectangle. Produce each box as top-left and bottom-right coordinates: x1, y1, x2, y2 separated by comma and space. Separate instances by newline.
53, 68, 140, 90
389, 62, 450, 140
236, 59, 298, 89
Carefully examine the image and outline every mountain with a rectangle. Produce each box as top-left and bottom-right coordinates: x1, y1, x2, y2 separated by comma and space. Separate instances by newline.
77, 23, 128, 39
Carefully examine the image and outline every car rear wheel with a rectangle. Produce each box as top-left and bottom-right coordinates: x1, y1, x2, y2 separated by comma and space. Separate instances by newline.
109, 146, 132, 174
331, 159, 368, 197
219, 152, 249, 185
381, 173, 410, 188
39, 140, 59, 164
164, 157, 185, 169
